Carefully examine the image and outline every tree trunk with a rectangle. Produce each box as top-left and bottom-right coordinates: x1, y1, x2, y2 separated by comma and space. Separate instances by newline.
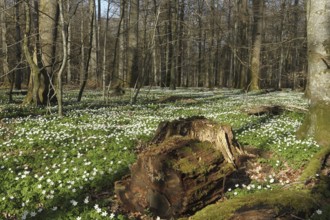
127, 0, 139, 87
248, 0, 264, 91
1, 0, 10, 86
14, 0, 23, 90
115, 117, 245, 219
278, 0, 286, 90
77, 0, 95, 102
57, 0, 68, 116
102, 0, 111, 101
297, 0, 330, 146
80, 5, 85, 85
23, 0, 58, 105
89, 0, 98, 85
66, 0, 72, 84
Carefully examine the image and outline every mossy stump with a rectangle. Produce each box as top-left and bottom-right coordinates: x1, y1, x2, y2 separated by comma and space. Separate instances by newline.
115, 117, 245, 218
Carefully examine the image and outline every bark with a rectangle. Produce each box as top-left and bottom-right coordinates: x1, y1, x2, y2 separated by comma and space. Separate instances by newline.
278, 0, 286, 90
79, 5, 85, 85
248, 0, 264, 91
89, 0, 98, 84
22, 1, 42, 105
297, 0, 330, 146
127, 0, 139, 87
1, 0, 9, 86
77, 0, 95, 102
102, 0, 111, 101
115, 117, 245, 218
57, 0, 68, 116
23, 0, 58, 105
14, 0, 23, 90
165, 0, 174, 88
66, 0, 72, 84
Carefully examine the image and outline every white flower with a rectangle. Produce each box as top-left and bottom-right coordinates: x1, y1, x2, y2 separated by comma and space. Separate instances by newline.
52, 206, 58, 211
96, 207, 102, 213
94, 204, 99, 209
316, 209, 322, 215
234, 192, 238, 196
70, 200, 78, 206
110, 213, 115, 219
30, 211, 37, 217
101, 211, 108, 216
84, 196, 89, 204
76, 217, 82, 220
228, 188, 232, 192
269, 178, 274, 183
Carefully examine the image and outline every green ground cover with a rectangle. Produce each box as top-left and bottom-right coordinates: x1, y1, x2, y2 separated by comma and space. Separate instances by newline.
0, 88, 327, 219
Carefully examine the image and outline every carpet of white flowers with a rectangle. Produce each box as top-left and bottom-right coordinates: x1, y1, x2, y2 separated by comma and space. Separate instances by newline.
0, 88, 320, 220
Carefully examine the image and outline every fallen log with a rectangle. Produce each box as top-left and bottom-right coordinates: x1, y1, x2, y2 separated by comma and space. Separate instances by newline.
115, 117, 246, 218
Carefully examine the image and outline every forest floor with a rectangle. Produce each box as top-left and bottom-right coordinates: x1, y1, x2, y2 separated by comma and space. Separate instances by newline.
0, 87, 329, 220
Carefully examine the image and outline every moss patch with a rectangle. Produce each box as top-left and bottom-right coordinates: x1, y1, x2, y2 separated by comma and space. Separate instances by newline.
173, 141, 223, 174
297, 102, 330, 147
182, 190, 319, 220
300, 146, 330, 182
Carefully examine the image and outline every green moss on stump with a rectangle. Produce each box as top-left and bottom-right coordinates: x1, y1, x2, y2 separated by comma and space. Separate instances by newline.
172, 141, 224, 174
182, 190, 318, 220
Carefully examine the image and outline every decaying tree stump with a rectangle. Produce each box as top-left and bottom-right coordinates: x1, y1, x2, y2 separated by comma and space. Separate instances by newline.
115, 117, 245, 218
243, 105, 283, 116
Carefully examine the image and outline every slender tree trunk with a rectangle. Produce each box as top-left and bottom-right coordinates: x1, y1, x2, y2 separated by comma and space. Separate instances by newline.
57, 0, 68, 116
96, 0, 101, 84
278, 0, 286, 90
297, 0, 330, 146
127, 0, 139, 87
102, 0, 111, 101
197, 0, 203, 87
80, 5, 85, 85
292, 0, 300, 90
14, 0, 23, 90
1, 0, 10, 86
238, 0, 249, 89
248, 0, 264, 91
77, 0, 95, 101
169, 0, 176, 90
67, 0, 72, 84
89, 0, 98, 84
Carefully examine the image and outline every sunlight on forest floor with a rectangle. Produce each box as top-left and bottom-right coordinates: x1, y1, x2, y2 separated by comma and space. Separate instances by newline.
0, 88, 324, 219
